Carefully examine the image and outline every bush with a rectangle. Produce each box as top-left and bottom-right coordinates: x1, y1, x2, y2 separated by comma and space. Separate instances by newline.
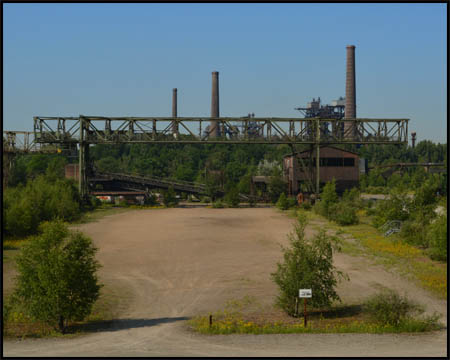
314, 179, 339, 218
3, 176, 82, 238
268, 169, 287, 204
372, 186, 411, 228
364, 289, 424, 327
276, 193, 289, 210
426, 214, 447, 261
145, 193, 159, 206
287, 196, 298, 209
212, 200, 225, 208
399, 220, 427, 247
299, 201, 312, 211
14, 221, 102, 333
224, 187, 240, 208
271, 214, 348, 316
328, 202, 359, 226
162, 186, 178, 207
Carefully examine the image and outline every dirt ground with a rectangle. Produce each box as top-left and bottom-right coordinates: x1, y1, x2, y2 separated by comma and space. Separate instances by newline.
3, 208, 447, 357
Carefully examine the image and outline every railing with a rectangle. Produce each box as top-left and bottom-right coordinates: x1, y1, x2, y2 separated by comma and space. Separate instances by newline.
380, 220, 403, 236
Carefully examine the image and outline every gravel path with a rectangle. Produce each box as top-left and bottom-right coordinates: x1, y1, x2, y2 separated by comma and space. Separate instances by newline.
3, 208, 447, 357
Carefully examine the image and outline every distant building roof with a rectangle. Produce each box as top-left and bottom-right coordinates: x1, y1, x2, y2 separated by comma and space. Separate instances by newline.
252, 176, 272, 184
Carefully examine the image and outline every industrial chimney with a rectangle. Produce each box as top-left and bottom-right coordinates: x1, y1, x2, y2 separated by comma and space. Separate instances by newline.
345, 45, 356, 139
211, 71, 220, 137
411, 132, 417, 148
172, 88, 178, 135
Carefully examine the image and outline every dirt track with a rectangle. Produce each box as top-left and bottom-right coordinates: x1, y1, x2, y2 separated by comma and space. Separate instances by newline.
3, 208, 447, 357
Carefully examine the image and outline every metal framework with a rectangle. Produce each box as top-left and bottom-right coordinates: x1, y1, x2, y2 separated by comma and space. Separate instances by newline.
33, 116, 408, 145
3, 131, 60, 154
3, 115, 409, 199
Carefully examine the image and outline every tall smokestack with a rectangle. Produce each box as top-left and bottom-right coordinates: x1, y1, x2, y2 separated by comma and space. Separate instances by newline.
172, 88, 178, 134
211, 71, 220, 137
345, 45, 356, 138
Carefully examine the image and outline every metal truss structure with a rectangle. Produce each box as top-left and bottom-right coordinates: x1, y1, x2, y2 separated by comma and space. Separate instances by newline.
33, 116, 408, 145
3, 115, 409, 199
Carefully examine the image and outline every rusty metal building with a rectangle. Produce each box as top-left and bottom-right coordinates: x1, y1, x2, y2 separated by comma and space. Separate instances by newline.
283, 146, 360, 194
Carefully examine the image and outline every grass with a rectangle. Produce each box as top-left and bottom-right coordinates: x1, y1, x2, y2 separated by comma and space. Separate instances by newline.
3, 281, 130, 339
298, 209, 447, 299
188, 297, 442, 335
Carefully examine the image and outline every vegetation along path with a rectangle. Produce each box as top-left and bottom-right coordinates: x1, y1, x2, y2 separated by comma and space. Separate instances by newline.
3, 208, 447, 357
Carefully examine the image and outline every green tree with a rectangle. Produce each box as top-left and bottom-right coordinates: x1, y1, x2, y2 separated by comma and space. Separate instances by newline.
14, 221, 102, 333
162, 186, 178, 207
267, 167, 287, 203
276, 192, 289, 210
271, 214, 347, 316
224, 186, 240, 207
316, 179, 339, 218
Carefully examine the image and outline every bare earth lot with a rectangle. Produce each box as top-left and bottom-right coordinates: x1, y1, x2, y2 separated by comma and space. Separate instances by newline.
3, 208, 447, 357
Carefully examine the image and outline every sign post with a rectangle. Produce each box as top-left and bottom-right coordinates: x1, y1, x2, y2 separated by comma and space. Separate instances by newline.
299, 289, 312, 327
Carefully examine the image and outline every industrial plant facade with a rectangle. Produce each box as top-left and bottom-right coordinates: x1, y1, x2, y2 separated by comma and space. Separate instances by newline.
283, 146, 360, 194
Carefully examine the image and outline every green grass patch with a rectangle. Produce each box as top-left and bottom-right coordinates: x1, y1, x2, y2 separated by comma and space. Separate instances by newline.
3, 281, 129, 338
295, 208, 447, 299
188, 301, 442, 335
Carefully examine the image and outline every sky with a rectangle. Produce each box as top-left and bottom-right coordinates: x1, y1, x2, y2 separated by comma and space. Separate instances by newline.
3, 3, 447, 144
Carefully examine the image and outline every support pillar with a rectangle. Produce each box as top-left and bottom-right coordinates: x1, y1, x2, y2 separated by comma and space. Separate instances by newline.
316, 119, 320, 197
79, 117, 89, 201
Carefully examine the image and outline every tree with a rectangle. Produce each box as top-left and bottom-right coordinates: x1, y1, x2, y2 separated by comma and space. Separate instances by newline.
267, 167, 287, 203
162, 186, 178, 207
14, 221, 102, 333
224, 186, 240, 207
271, 214, 347, 316
276, 192, 289, 210
316, 179, 338, 217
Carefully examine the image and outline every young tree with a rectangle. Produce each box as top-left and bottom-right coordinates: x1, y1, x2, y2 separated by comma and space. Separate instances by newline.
14, 221, 102, 333
271, 214, 348, 316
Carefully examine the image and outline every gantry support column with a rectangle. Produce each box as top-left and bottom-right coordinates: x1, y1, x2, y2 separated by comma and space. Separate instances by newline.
78, 116, 89, 201
315, 118, 320, 197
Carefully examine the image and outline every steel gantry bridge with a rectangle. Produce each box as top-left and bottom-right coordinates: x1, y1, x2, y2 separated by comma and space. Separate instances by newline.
4, 115, 409, 198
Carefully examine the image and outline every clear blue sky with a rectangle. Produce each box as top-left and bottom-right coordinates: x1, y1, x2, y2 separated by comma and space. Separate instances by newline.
3, 3, 447, 143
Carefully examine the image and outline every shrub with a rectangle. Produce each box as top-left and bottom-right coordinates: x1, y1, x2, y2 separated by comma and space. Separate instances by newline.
268, 170, 287, 204
162, 186, 178, 207
14, 221, 102, 333
3, 176, 82, 238
299, 201, 312, 211
224, 187, 240, 208
276, 193, 289, 210
372, 186, 411, 228
212, 200, 225, 208
399, 220, 427, 247
363, 289, 424, 327
287, 196, 298, 209
314, 179, 339, 218
328, 202, 359, 226
271, 214, 348, 316
145, 193, 159, 206
426, 214, 447, 261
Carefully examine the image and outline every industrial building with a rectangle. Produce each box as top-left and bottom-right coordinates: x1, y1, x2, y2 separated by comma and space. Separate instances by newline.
283, 146, 362, 194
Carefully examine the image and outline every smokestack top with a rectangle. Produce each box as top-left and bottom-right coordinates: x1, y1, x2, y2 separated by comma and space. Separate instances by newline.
212, 71, 219, 75
346, 45, 356, 49
173, 88, 177, 91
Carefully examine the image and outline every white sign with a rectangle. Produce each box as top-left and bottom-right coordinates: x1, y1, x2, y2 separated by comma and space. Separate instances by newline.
299, 289, 312, 298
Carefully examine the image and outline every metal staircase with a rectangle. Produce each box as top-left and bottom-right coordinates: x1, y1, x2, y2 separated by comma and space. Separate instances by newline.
380, 220, 402, 236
